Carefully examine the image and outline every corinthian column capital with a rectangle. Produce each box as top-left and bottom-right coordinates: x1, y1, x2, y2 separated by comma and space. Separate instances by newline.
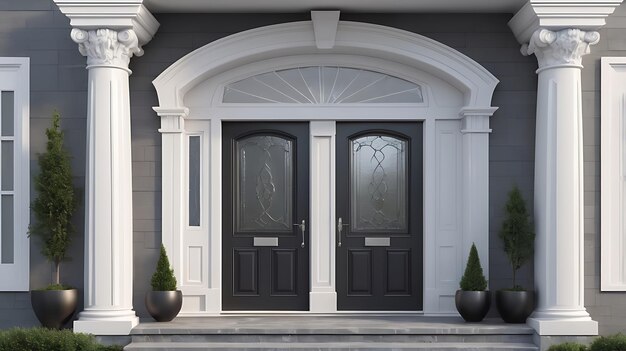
522, 28, 600, 71
71, 28, 143, 70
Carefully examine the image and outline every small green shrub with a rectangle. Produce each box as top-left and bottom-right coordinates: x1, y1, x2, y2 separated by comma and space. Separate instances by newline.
499, 185, 535, 290
459, 243, 487, 291
590, 333, 626, 351
547, 342, 588, 351
0, 328, 122, 351
151, 244, 177, 291
29, 112, 78, 287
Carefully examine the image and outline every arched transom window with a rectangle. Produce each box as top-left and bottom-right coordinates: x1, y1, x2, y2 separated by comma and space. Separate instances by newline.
223, 66, 424, 104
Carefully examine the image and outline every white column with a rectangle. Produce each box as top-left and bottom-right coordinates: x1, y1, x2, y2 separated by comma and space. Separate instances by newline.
309, 121, 337, 312
460, 108, 497, 283
524, 28, 599, 336
71, 28, 143, 335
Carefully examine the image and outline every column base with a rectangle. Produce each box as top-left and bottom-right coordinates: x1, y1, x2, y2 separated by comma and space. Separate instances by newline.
309, 291, 337, 313
527, 310, 598, 336
73, 309, 139, 335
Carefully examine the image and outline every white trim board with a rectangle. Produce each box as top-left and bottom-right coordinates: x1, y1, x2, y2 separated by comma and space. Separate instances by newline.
601, 57, 626, 291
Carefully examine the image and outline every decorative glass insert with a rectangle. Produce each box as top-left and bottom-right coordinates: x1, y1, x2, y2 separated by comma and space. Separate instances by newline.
223, 66, 424, 104
188, 135, 200, 227
236, 135, 293, 232
351, 135, 408, 232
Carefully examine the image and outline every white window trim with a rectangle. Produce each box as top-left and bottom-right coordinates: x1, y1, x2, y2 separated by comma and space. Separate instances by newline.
0, 57, 29, 291
601, 57, 626, 291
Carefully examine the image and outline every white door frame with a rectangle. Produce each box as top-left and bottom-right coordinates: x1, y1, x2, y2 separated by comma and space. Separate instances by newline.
153, 19, 498, 316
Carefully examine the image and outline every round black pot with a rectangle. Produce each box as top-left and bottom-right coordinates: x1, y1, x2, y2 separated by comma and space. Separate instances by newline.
495, 290, 534, 323
455, 290, 491, 322
30, 289, 78, 329
145, 290, 182, 322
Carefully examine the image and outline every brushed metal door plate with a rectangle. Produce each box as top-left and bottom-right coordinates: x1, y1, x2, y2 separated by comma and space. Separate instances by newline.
254, 237, 279, 247
364, 237, 391, 247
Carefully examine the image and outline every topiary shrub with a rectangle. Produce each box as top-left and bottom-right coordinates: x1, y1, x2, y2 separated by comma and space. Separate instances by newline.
28, 112, 78, 289
590, 333, 626, 351
151, 244, 177, 291
0, 328, 122, 351
499, 185, 535, 290
547, 342, 588, 351
459, 243, 488, 291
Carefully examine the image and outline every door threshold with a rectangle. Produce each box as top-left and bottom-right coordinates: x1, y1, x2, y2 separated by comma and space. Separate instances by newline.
220, 311, 424, 316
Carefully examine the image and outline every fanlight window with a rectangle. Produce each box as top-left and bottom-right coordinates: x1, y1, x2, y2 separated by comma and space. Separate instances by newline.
223, 66, 424, 104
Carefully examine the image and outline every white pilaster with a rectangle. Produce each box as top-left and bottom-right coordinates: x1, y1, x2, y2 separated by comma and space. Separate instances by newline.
309, 121, 337, 312
460, 107, 497, 283
154, 107, 188, 284
523, 28, 599, 336
71, 28, 142, 336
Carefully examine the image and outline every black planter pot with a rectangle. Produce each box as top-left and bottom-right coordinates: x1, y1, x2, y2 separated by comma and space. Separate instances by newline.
496, 290, 534, 323
30, 289, 78, 329
455, 290, 491, 322
145, 290, 182, 322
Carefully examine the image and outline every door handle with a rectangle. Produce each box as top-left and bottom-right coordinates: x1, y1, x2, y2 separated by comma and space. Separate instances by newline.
294, 220, 306, 248
337, 217, 349, 247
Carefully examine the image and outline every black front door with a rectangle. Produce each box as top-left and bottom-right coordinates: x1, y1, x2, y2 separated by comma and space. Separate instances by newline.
336, 122, 423, 311
222, 122, 309, 311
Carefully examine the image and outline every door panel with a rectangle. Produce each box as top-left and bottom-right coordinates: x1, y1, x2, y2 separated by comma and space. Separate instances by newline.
337, 122, 423, 311
223, 122, 309, 310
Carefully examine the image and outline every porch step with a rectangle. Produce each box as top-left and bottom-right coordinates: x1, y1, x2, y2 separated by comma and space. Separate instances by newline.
124, 316, 538, 351
124, 341, 539, 350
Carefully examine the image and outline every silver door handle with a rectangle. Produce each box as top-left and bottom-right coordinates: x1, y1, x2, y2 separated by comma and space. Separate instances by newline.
337, 217, 349, 247
294, 220, 306, 248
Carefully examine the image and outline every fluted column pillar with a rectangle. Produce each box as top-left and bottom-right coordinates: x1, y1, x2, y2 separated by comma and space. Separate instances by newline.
71, 28, 143, 335
523, 28, 599, 336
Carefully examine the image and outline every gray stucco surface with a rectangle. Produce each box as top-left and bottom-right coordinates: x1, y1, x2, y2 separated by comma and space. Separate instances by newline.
0, 0, 622, 335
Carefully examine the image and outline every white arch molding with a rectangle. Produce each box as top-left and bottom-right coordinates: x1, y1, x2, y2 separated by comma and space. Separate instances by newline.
153, 19, 499, 315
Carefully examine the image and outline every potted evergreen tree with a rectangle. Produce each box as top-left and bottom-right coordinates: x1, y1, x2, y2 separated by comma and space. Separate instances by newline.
145, 244, 182, 322
455, 243, 490, 322
496, 186, 535, 323
29, 112, 79, 329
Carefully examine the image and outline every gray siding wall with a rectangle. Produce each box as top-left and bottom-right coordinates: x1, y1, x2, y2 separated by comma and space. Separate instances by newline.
0, 0, 620, 335
581, 4, 626, 335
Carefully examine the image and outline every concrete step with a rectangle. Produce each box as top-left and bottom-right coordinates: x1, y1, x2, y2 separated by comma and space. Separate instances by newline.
124, 341, 539, 350
130, 334, 534, 344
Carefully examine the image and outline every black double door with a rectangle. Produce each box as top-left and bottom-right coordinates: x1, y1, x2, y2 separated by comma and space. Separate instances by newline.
222, 121, 422, 311
336, 122, 423, 311
222, 122, 309, 310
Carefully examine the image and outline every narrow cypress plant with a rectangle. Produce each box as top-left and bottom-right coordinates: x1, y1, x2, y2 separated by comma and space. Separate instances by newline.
499, 186, 535, 290
29, 112, 78, 288
151, 244, 177, 291
460, 243, 487, 291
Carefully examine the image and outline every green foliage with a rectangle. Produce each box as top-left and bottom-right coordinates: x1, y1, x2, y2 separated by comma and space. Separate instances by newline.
459, 243, 488, 291
151, 244, 177, 291
499, 186, 535, 290
590, 334, 626, 351
547, 343, 588, 351
29, 112, 78, 285
0, 328, 122, 351
35, 284, 73, 291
